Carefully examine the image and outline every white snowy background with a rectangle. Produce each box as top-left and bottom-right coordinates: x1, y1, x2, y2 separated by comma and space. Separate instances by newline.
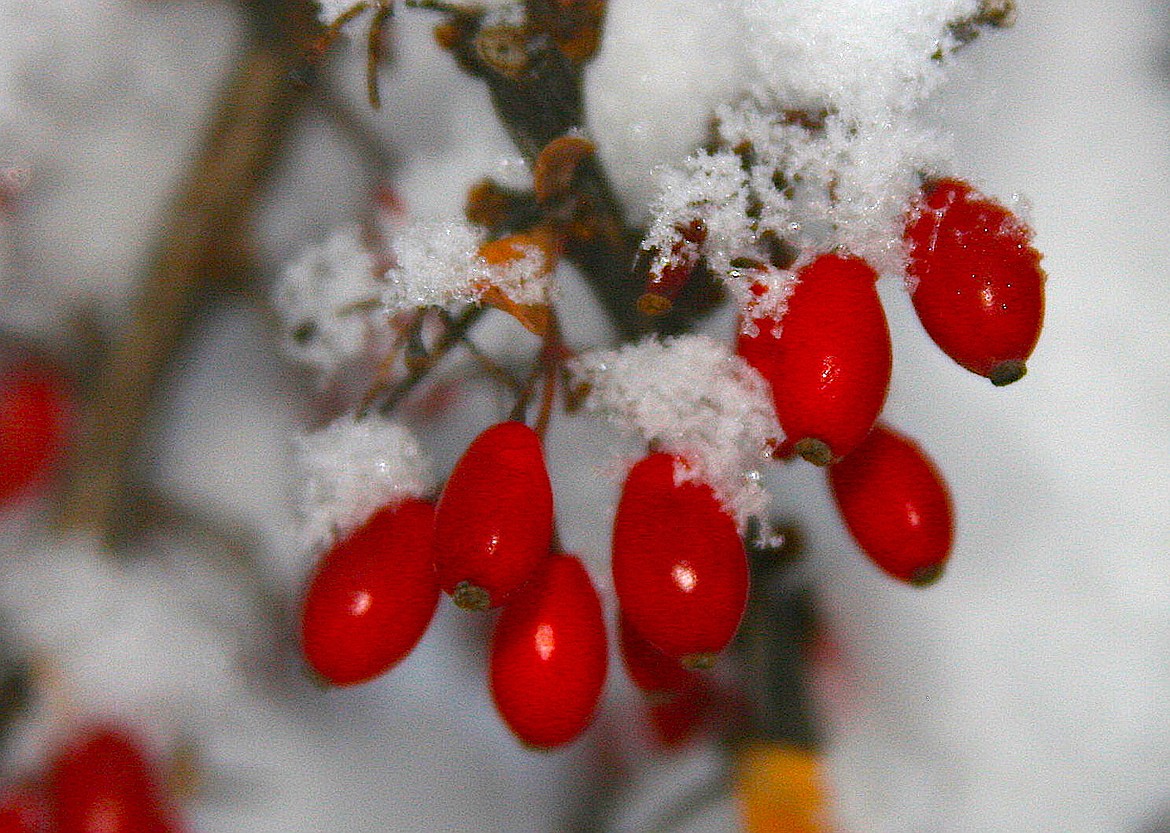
1, 0, 1169, 831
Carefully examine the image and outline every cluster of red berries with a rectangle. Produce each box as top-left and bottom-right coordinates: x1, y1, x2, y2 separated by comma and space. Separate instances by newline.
0, 359, 70, 508
638, 178, 1043, 585
0, 723, 184, 833
735, 177, 1044, 583
300, 175, 1045, 746
300, 422, 753, 748
301, 421, 605, 749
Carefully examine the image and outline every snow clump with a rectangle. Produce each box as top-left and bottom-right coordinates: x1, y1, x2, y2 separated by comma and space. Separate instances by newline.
296, 415, 434, 553
569, 334, 781, 528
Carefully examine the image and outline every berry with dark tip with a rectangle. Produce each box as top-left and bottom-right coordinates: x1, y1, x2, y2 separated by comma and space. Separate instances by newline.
828, 423, 954, 585
904, 178, 1045, 385
433, 421, 554, 609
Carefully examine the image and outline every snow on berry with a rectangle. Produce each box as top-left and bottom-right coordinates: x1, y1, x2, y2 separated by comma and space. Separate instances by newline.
640, 149, 752, 277
296, 415, 434, 553
645, 101, 949, 288
274, 225, 387, 378
636, 0, 989, 296
568, 334, 780, 527
720, 103, 947, 275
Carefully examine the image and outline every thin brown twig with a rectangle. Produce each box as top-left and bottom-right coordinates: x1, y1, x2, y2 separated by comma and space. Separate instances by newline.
56, 2, 322, 541
366, 3, 393, 108
444, 315, 524, 393
372, 303, 486, 416
532, 307, 565, 437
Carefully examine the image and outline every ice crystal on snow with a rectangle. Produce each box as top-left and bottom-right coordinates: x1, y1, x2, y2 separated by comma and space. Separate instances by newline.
569, 335, 781, 527
296, 416, 434, 552
643, 0, 977, 302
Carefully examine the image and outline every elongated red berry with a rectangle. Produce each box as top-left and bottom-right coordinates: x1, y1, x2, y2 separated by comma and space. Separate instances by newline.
828, 423, 954, 585
737, 253, 891, 466
490, 554, 608, 749
904, 178, 1045, 385
433, 420, 553, 610
301, 498, 439, 686
49, 723, 182, 833
0, 362, 70, 505
612, 454, 748, 666
638, 220, 707, 317
618, 613, 701, 699
0, 783, 50, 833
620, 614, 714, 748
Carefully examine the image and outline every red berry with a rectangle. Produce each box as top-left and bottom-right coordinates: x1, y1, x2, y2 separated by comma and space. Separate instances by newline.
611, 453, 748, 665
904, 178, 1045, 385
489, 554, 608, 749
49, 723, 182, 833
301, 498, 439, 686
433, 421, 554, 610
828, 423, 954, 585
0, 362, 70, 505
618, 613, 701, 698
737, 253, 892, 465
619, 614, 713, 749
645, 683, 713, 750
637, 220, 706, 317
0, 783, 51, 833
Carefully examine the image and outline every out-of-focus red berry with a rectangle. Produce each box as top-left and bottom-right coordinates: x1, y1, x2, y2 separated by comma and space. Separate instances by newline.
612, 453, 748, 666
301, 498, 439, 686
619, 614, 713, 749
904, 178, 1045, 385
433, 421, 554, 610
0, 783, 51, 833
828, 423, 954, 585
618, 613, 701, 697
737, 253, 891, 466
490, 554, 608, 749
0, 361, 70, 505
49, 723, 183, 833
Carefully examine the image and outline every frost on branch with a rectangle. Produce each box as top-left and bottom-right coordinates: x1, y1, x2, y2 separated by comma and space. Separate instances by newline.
296, 416, 434, 552
569, 335, 780, 528
277, 218, 556, 379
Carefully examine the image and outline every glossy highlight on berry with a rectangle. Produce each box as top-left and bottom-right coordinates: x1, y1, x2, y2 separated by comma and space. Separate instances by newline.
828, 423, 954, 585
490, 554, 608, 749
433, 420, 554, 609
904, 178, 1045, 384
737, 253, 892, 465
301, 498, 439, 686
612, 453, 748, 663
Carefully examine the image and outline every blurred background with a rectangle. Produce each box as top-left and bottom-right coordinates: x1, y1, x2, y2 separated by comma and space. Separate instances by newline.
0, 0, 1168, 830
